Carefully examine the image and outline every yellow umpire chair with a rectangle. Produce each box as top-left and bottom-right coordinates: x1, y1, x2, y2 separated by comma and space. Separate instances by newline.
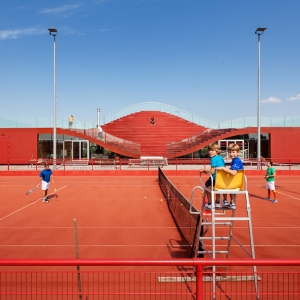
190, 169, 259, 299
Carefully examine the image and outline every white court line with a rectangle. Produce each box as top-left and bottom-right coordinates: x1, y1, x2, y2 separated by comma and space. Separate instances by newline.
1, 226, 300, 229
0, 226, 179, 229
0, 244, 299, 247
0, 185, 68, 221
212, 245, 300, 247
257, 185, 300, 201
0, 244, 190, 247
235, 226, 300, 229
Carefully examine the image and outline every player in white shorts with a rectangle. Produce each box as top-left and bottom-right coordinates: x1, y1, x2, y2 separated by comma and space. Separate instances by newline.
39, 163, 54, 202
264, 161, 277, 203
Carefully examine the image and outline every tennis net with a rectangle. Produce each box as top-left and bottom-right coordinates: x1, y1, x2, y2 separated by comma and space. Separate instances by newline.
158, 167, 199, 257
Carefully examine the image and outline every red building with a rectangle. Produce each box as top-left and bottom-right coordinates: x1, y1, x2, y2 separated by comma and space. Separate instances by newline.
0, 110, 299, 165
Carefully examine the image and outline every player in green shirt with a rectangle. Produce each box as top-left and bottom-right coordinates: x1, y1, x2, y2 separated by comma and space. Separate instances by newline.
264, 161, 278, 203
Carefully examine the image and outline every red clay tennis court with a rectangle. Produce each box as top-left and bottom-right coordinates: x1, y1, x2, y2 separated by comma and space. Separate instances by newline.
1, 170, 300, 298
0, 175, 187, 260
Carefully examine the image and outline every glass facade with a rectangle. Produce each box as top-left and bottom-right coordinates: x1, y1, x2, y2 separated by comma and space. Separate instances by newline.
179, 133, 270, 159
38, 134, 120, 160
38, 134, 88, 159
226, 133, 270, 159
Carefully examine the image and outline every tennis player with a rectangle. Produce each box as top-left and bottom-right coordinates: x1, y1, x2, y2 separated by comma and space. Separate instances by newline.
264, 161, 277, 203
39, 163, 54, 202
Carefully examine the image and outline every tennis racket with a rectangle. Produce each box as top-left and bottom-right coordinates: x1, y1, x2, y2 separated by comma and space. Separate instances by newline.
26, 184, 40, 195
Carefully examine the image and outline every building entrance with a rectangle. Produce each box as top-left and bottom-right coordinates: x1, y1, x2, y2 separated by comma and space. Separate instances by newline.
63, 140, 89, 160
219, 139, 248, 159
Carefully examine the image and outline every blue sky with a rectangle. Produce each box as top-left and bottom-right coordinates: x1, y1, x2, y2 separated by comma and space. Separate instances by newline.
1, 0, 300, 123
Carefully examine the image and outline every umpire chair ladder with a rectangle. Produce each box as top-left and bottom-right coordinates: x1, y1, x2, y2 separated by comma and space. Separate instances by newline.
190, 169, 260, 299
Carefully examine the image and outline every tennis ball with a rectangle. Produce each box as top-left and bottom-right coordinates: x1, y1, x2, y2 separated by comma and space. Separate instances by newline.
144, 196, 146, 198
54, 189, 57, 191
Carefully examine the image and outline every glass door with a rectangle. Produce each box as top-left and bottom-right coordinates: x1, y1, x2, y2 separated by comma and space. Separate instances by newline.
63, 140, 89, 160
64, 141, 72, 159
73, 141, 80, 159
81, 141, 88, 159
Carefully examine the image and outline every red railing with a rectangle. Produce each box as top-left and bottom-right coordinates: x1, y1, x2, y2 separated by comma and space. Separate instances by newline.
1, 258, 300, 299
3, 157, 300, 172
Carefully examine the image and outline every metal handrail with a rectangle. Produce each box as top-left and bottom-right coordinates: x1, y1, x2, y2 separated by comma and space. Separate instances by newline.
1, 102, 300, 129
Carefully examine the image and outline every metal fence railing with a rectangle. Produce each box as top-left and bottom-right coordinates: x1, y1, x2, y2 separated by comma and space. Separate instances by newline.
78, 128, 141, 157
166, 128, 234, 155
1, 102, 300, 129
0, 117, 97, 130
1, 258, 300, 299
2, 157, 300, 171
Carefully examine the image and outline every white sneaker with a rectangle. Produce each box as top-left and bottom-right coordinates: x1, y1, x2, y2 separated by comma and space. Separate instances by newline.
42, 198, 46, 202
222, 200, 229, 207
229, 203, 236, 210
205, 203, 211, 209
215, 202, 221, 208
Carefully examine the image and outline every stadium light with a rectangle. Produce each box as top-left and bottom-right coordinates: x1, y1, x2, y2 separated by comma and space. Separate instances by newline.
97, 108, 101, 126
48, 28, 58, 169
255, 27, 267, 170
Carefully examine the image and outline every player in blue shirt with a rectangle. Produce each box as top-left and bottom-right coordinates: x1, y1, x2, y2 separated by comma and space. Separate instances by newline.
200, 143, 225, 209
219, 143, 244, 209
39, 163, 54, 202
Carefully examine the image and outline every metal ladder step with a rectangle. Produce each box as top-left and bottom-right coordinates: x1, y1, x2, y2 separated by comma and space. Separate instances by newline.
200, 236, 230, 241
198, 250, 229, 255
202, 222, 232, 226
215, 217, 250, 221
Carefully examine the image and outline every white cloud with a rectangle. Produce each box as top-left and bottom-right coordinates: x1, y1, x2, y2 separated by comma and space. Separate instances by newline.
0, 27, 44, 40
39, 4, 79, 16
261, 97, 281, 104
286, 94, 300, 102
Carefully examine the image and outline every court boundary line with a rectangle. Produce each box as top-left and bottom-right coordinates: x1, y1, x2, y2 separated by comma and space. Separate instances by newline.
0, 226, 181, 229
1, 244, 300, 247
257, 185, 300, 201
0, 244, 190, 247
0, 185, 68, 221
1, 226, 299, 229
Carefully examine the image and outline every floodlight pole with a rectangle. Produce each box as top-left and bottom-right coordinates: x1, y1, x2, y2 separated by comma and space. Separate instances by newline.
48, 28, 58, 169
97, 108, 101, 126
255, 27, 267, 170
